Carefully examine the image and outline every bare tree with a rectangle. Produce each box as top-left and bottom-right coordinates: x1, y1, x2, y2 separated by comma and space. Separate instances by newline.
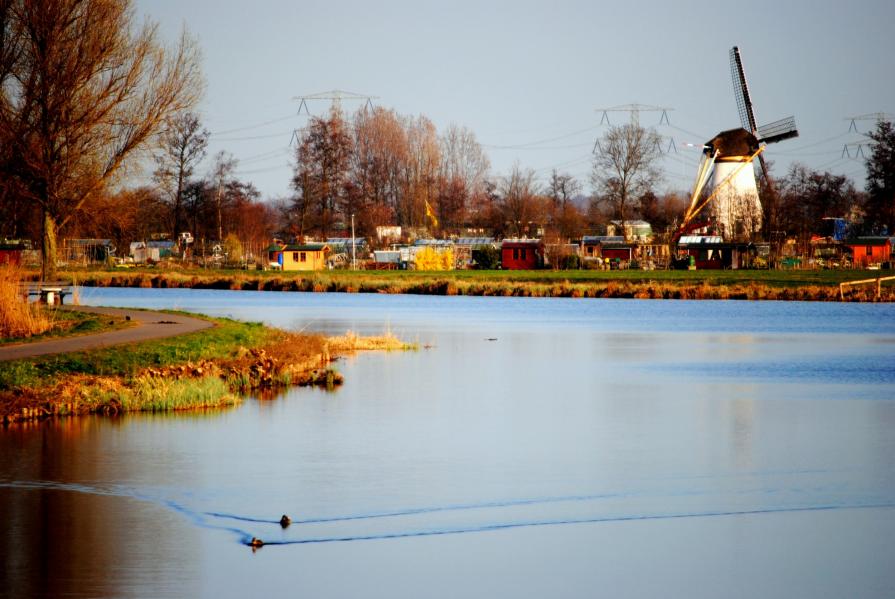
350, 107, 407, 229
546, 170, 583, 240
209, 151, 237, 242
438, 124, 490, 231
154, 112, 209, 239
403, 114, 441, 229
0, 0, 203, 279
292, 106, 352, 237
499, 164, 543, 237
591, 124, 662, 241
547, 170, 581, 212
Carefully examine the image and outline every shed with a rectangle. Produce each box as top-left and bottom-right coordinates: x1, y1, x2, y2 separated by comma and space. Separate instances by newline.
0, 241, 26, 265
501, 239, 544, 270
268, 243, 330, 271
845, 237, 892, 267
580, 236, 623, 260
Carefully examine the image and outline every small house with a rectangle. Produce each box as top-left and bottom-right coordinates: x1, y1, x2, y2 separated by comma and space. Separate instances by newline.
501, 239, 544, 270
268, 242, 330, 271
845, 237, 892, 267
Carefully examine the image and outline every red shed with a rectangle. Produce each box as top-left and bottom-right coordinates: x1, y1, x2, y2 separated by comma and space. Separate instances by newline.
501, 239, 544, 270
845, 237, 892, 267
0, 242, 25, 266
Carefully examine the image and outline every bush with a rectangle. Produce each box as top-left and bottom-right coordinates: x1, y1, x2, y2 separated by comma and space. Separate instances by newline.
415, 247, 454, 270
559, 254, 580, 270
472, 245, 500, 269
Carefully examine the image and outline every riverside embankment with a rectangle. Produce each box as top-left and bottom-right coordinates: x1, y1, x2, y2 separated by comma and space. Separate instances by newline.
50, 267, 895, 301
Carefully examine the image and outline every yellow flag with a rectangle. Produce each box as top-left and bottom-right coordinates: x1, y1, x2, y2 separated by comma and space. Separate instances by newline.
425, 200, 438, 228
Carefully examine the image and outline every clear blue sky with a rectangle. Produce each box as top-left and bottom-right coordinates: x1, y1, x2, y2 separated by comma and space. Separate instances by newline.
138, 0, 895, 200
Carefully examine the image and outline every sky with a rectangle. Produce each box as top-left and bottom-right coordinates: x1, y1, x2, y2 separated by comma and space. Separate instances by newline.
136, 0, 895, 201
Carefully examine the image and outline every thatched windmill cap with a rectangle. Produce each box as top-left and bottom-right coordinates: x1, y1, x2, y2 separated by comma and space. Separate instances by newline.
706, 128, 759, 159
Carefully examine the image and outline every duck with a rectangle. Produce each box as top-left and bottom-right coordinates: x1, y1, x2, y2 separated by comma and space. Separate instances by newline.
279, 514, 291, 528
249, 537, 264, 548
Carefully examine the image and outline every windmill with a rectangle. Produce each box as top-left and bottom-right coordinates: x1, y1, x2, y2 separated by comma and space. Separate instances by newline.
680, 46, 798, 240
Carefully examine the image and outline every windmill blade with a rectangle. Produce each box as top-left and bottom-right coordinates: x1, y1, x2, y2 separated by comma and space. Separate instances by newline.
730, 46, 758, 134
757, 116, 799, 144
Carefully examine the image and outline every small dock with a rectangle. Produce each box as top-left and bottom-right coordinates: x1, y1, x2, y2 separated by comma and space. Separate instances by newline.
839, 275, 895, 300
19, 281, 74, 305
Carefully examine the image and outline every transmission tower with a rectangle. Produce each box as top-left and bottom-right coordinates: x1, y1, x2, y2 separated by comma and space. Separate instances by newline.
294, 90, 379, 115
595, 103, 673, 126
842, 113, 891, 159
290, 90, 379, 146
593, 103, 676, 154
845, 112, 893, 133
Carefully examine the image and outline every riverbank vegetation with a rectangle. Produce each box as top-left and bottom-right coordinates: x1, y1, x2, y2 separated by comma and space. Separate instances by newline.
0, 313, 414, 424
0, 265, 52, 339
49, 266, 895, 302
1, 264, 133, 345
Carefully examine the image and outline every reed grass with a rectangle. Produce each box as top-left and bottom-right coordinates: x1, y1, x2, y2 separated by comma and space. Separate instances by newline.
0, 264, 52, 338
327, 330, 418, 352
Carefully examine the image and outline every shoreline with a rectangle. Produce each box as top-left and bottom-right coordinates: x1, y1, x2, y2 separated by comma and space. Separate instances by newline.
1, 313, 412, 425
62, 269, 895, 302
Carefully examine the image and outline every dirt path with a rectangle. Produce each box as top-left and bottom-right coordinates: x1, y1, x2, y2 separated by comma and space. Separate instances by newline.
0, 306, 214, 361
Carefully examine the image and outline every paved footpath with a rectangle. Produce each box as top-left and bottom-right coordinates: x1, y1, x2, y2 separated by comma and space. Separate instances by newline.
0, 306, 214, 361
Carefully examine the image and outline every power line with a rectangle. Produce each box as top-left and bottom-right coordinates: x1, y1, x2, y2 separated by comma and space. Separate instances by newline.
214, 130, 295, 142
482, 126, 599, 150
210, 114, 296, 136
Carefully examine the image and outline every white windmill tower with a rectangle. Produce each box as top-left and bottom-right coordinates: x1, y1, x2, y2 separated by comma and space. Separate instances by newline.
681, 47, 799, 240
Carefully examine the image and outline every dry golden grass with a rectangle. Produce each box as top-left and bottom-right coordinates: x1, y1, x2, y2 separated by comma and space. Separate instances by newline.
327, 330, 417, 352
0, 264, 52, 339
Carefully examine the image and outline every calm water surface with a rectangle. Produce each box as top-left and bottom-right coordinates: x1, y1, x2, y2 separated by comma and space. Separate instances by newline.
2, 289, 895, 598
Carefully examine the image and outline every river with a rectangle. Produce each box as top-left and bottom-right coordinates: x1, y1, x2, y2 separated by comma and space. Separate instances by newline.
2, 289, 894, 598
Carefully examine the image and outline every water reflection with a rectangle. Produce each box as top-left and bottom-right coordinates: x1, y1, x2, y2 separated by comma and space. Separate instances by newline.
2, 290, 895, 598
1, 417, 200, 598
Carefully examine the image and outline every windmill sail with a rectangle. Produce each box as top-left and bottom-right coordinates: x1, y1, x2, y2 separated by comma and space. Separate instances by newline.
730, 46, 757, 134
756, 116, 799, 144
730, 47, 799, 144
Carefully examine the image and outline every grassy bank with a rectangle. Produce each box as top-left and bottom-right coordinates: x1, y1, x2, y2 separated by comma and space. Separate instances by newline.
1, 313, 413, 424
52, 266, 895, 301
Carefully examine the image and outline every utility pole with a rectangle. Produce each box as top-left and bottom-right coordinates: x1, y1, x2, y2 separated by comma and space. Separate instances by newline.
216, 178, 223, 242
351, 213, 357, 270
